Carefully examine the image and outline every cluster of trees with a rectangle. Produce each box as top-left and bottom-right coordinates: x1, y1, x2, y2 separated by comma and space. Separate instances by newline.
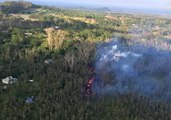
44, 27, 68, 50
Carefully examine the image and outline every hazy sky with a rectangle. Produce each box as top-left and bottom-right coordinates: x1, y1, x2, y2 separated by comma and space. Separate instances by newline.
0, 0, 171, 10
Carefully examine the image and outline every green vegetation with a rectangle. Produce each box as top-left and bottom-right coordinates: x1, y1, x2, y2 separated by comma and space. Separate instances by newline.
1, 1, 171, 120
0, 1, 40, 14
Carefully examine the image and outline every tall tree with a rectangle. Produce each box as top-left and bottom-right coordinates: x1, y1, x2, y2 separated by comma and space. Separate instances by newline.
44, 27, 68, 50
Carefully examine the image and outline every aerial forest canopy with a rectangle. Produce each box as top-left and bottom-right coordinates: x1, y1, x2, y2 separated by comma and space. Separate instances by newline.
0, 1, 171, 120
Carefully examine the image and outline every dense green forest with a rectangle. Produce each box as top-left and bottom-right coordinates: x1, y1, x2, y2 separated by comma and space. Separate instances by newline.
1, 1, 171, 120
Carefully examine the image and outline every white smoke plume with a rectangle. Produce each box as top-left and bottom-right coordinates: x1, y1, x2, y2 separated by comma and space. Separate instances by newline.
94, 38, 171, 102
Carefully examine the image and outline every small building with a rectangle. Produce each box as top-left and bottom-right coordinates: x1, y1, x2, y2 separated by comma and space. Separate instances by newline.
152, 26, 160, 30
53, 26, 60, 29
1, 76, 18, 84
44, 59, 55, 64
24, 32, 33, 36
26, 96, 35, 104
132, 24, 138, 28
2, 30, 8, 33
29, 79, 34, 82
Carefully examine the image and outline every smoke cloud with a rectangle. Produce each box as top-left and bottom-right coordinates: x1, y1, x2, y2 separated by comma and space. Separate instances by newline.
94, 38, 171, 102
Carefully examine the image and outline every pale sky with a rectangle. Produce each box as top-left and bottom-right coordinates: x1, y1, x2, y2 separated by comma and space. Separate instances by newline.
0, 0, 171, 10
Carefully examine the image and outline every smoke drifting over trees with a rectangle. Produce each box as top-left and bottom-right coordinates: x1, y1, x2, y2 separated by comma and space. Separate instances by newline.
95, 38, 171, 102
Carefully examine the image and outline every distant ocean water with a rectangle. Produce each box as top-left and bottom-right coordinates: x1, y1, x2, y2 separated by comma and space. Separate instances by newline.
45, 2, 171, 16
2, 0, 170, 16
111, 7, 171, 15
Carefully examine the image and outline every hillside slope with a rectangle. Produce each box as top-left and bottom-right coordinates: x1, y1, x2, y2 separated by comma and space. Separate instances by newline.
0, 1, 40, 14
